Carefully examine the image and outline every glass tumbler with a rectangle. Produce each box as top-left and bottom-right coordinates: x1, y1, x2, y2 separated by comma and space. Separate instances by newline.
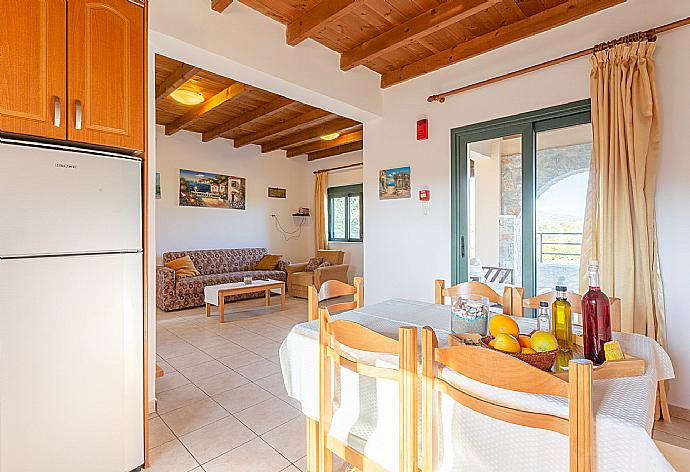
451, 295, 490, 335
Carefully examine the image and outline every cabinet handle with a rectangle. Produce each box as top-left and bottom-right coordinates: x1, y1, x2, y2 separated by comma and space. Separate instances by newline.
53, 96, 61, 127
75, 100, 83, 130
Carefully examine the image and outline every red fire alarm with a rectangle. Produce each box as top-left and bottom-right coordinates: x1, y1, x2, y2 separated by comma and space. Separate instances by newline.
416, 118, 428, 140
419, 189, 430, 201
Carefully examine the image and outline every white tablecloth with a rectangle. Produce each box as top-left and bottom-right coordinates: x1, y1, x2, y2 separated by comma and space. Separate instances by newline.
279, 299, 675, 471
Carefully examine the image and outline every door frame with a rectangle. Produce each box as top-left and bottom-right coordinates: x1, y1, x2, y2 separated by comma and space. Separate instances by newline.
450, 99, 591, 297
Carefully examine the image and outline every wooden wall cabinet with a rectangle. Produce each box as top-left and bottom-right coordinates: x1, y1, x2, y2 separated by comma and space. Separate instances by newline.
0, 0, 145, 152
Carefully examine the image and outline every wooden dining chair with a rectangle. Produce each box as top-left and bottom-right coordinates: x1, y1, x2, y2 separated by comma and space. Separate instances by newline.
308, 277, 364, 322
421, 326, 594, 472
319, 306, 418, 472
434, 279, 524, 316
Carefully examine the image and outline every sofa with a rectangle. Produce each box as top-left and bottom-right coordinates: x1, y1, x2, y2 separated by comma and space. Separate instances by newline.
156, 248, 288, 311
286, 249, 349, 299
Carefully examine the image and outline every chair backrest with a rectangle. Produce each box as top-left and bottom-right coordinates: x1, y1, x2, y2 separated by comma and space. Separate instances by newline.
316, 249, 344, 265
308, 277, 363, 321
524, 290, 622, 332
319, 307, 418, 472
421, 326, 593, 472
434, 279, 524, 316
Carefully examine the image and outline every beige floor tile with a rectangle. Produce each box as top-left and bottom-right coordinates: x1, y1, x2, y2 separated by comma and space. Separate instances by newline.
294, 456, 306, 471
261, 416, 306, 462
248, 342, 282, 359
217, 350, 264, 369
234, 397, 301, 435
157, 340, 199, 359
281, 466, 301, 472
193, 370, 250, 396
179, 415, 256, 464
156, 358, 175, 374
654, 417, 690, 440
184, 335, 229, 350
166, 350, 214, 369
654, 430, 690, 449
157, 384, 207, 414
231, 333, 275, 350
213, 383, 272, 413
156, 371, 191, 394
161, 398, 229, 437
149, 415, 176, 449
255, 372, 288, 397
177, 360, 231, 382
147, 439, 199, 472
201, 341, 245, 359
202, 437, 290, 472
234, 359, 281, 381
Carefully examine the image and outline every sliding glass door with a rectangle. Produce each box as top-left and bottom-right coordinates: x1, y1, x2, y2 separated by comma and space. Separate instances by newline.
452, 100, 591, 298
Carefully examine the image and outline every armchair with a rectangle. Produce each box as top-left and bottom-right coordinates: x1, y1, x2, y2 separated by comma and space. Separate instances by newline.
286, 250, 349, 298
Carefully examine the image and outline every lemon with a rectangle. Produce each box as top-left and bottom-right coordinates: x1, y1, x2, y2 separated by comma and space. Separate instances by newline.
530, 331, 558, 352
493, 333, 522, 353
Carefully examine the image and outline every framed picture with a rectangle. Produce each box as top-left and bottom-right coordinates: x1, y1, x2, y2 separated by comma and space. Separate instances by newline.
155, 173, 161, 199
268, 187, 286, 198
379, 166, 411, 200
179, 169, 246, 210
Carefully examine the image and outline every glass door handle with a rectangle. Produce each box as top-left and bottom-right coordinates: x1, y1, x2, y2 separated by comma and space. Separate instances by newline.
461, 236, 465, 258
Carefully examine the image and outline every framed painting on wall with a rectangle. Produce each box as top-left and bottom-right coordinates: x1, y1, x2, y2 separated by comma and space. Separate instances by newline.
179, 169, 246, 210
268, 187, 286, 198
379, 166, 411, 200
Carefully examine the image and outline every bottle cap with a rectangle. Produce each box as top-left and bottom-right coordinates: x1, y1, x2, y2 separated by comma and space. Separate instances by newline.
539, 301, 549, 307
555, 285, 567, 292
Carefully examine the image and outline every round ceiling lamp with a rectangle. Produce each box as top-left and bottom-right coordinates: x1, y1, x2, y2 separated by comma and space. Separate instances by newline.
320, 132, 340, 141
170, 88, 205, 106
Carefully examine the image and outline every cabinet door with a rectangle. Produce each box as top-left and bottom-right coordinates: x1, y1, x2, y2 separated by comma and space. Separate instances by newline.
68, 0, 145, 152
0, 0, 67, 140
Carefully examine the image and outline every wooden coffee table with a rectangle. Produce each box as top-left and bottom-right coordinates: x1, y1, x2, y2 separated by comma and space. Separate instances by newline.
204, 279, 286, 323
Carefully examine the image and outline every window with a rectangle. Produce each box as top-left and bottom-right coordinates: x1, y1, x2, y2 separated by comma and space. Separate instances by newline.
452, 100, 592, 297
328, 184, 363, 242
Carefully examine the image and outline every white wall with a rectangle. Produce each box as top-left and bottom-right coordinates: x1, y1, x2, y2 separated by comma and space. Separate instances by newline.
305, 152, 364, 282
363, 0, 690, 408
155, 126, 313, 264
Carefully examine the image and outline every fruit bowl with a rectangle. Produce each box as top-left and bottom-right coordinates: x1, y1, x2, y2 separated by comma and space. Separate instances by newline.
479, 336, 558, 371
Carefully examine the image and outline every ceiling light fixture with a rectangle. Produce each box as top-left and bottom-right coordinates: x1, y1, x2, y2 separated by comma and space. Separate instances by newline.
170, 88, 205, 106
320, 132, 340, 141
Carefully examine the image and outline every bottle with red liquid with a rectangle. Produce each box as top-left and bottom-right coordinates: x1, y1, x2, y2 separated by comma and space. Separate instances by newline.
582, 260, 612, 364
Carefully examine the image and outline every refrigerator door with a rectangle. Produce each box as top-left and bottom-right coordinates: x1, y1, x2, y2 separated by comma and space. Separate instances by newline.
0, 253, 144, 472
0, 141, 142, 257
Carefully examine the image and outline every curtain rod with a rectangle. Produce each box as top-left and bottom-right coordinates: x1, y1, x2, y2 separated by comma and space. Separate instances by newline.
427, 16, 690, 104
313, 162, 363, 174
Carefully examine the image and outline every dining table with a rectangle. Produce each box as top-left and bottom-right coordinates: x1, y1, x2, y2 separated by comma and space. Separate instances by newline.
279, 298, 675, 471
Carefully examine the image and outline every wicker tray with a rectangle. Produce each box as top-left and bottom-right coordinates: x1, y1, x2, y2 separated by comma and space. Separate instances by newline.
479, 336, 558, 371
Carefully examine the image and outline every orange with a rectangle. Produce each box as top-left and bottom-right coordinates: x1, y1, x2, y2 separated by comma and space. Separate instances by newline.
518, 335, 532, 348
489, 314, 519, 338
521, 347, 536, 354
493, 333, 521, 353
488, 339, 495, 348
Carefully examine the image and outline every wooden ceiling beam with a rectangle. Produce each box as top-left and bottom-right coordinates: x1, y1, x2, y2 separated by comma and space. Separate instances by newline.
286, 129, 363, 157
165, 82, 248, 136
380, 0, 626, 88
286, 0, 362, 46
340, 0, 499, 71
211, 0, 232, 13
308, 140, 363, 161
155, 63, 200, 101
233, 108, 331, 148
202, 96, 294, 142
261, 117, 359, 153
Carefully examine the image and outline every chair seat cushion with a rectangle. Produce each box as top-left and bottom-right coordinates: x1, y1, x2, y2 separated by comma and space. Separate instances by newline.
289, 271, 314, 286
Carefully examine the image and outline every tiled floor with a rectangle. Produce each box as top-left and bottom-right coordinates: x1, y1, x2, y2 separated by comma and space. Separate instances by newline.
150, 295, 348, 472
150, 293, 689, 471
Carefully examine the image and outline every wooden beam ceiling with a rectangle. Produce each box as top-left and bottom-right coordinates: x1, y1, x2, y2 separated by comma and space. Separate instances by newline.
232, 108, 330, 148
164, 82, 248, 135
381, 0, 626, 87
202, 96, 294, 142
155, 63, 200, 101
211, 0, 232, 13
261, 117, 359, 153
308, 140, 363, 161
286, 129, 363, 157
340, 0, 499, 71
286, 0, 362, 46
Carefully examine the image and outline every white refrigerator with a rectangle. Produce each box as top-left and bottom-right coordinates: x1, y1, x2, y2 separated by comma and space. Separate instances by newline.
0, 138, 144, 471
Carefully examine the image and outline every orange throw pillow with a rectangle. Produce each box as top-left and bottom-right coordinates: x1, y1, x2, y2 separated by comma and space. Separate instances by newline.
256, 254, 282, 270
165, 255, 200, 278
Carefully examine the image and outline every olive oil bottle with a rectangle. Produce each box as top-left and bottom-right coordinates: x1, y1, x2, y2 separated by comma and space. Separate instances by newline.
551, 285, 573, 352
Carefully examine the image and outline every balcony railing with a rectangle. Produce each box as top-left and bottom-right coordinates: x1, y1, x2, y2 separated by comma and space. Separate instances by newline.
536, 232, 583, 264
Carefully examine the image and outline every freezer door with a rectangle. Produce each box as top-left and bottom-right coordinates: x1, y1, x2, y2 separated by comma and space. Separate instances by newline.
0, 253, 144, 472
0, 142, 142, 257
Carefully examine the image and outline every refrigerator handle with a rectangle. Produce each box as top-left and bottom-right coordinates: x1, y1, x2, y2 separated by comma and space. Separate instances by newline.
53, 96, 61, 127
75, 99, 83, 130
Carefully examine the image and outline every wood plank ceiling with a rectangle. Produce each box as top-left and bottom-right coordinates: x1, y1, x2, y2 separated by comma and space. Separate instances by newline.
154, 54, 362, 160
228, 0, 626, 87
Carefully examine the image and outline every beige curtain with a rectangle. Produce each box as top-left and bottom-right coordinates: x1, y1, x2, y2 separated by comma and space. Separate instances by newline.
580, 34, 666, 346
314, 171, 328, 253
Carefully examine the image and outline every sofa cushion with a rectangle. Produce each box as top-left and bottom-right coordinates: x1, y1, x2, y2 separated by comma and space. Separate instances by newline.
289, 271, 314, 286
165, 255, 200, 278
163, 248, 268, 275
256, 254, 282, 270
175, 270, 286, 297
304, 257, 323, 272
